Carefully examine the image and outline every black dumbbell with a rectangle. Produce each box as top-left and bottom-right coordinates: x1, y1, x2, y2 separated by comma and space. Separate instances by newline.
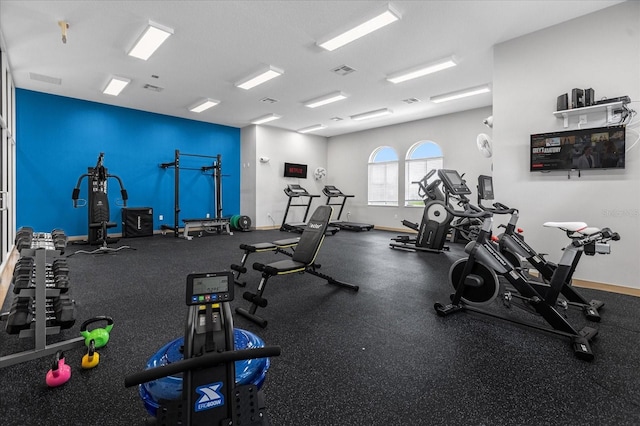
53, 296, 75, 329
52, 275, 70, 293
15, 227, 34, 242
13, 275, 33, 293
5, 301, 32, 334
15, 235, 33, 251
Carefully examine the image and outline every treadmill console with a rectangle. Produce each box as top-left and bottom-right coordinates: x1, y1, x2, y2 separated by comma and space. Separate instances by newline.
438, 169, 472, 196
186, 271, 234, 305
284, 184, 310, 197
322, 185, 353, 198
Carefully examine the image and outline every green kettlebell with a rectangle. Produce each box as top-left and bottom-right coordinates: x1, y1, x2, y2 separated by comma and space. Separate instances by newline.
80, 316, 114, 349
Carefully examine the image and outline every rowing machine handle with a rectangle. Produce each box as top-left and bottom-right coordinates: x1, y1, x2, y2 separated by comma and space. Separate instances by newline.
124, 346, 281, 388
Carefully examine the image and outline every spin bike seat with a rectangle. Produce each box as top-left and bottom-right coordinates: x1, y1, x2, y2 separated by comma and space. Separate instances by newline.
543, 221, 599, 235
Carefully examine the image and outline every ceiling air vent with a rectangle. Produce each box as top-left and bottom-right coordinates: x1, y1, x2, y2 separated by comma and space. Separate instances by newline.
330, 117, 344, 122
260, 97, 279, 104
331, 65, 356, 76
29, 72, 62, 85
143, 84, 164, 92
402, 97, 421, 104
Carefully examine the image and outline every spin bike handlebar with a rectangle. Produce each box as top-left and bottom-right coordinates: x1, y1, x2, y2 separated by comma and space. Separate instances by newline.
444, 203, 491, 219
478, 201, 517, 215
571, 228, 620, 248
124, 346, 282, 388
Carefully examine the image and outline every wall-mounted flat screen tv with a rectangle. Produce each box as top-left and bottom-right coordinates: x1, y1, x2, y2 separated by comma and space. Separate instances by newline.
284, 162, 307, 178
530, 124, 625, 171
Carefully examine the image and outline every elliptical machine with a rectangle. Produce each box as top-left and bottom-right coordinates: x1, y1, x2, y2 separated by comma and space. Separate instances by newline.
476, 175, 610, 321
71, 153, 132, 254
434, 170, 619, 360
390, 169, 453, 253
125, 271, 281, 425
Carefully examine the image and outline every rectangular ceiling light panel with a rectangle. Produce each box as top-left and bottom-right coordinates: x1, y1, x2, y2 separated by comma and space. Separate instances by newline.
317, 3, 401, 51
235, 65, 284, 90
103, 77, 131, 96
351, 108, 393, 121
430, 84, 491, 103
251, 113, 282, 125
298, 124, 327, 134
128, 21, 174, 60
387, 56, 458, 84
189, 98, 220, 113
304, 91, 348, 108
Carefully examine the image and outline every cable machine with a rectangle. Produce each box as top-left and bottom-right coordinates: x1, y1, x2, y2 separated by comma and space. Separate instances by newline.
70, 153, 133, 255
160, 150, 231, 239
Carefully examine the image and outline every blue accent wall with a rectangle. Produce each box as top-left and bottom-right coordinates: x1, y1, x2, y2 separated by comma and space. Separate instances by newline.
16, 89, 241, 237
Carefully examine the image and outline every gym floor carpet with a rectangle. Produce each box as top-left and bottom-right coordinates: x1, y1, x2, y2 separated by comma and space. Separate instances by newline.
0, 229, 639, 425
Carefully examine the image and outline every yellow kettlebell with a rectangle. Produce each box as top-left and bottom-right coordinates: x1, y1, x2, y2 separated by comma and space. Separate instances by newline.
81, 340, 100, 369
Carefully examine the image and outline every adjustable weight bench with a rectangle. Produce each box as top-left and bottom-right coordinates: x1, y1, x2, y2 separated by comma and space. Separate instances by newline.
181, 217, 232, 240
230, 237, 300, 287
235, 205, 359, 328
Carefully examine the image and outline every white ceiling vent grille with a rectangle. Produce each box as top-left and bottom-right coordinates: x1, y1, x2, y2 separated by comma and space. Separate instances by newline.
143, 84, 164, 92
402, 97, 421, 104
331, 65, 356, 76
29, 72, 62, 85
260, 97, 279, 104
330, 117, 344, 121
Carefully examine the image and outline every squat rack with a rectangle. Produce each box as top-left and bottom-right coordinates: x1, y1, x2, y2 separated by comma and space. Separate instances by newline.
159, 150, 229, 238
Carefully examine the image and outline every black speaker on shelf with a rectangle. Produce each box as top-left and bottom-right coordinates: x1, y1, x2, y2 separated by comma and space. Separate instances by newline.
557, 93, 568, 111
584, 88, 595, 106
571, 88, 585, 109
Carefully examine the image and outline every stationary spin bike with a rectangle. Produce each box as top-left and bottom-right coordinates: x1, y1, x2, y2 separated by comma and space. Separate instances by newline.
125, 271, 281, 425
476, 175, 611, 322
434, 170, 618, 360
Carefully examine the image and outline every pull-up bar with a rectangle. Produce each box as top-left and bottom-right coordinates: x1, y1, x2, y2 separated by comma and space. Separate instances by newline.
159, 149, 229, 239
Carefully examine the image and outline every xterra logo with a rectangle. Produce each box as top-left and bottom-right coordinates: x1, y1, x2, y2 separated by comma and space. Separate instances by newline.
195, 382, 224, 412
308, 222, 323, 229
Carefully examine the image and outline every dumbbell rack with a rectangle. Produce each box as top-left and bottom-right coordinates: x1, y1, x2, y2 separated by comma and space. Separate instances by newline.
0, 241, 84, 368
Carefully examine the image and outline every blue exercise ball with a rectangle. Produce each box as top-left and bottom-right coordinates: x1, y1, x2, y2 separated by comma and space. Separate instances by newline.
138, 328, 271, 417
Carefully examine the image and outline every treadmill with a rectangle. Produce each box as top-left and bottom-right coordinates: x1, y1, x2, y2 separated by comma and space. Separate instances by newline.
322, 185, 374, 232
280, 184, 339, 235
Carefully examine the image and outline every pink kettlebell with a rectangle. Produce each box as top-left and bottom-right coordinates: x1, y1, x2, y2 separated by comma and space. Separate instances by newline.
46, 351, 71, 387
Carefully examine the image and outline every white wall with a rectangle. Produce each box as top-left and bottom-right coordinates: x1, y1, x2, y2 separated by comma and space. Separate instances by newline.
493, 1, 640, 289
327, 107, 493, 229
241, 125, 328, 228
240, 125, 257, 224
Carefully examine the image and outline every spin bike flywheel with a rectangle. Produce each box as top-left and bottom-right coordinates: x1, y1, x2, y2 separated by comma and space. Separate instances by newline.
449, 258, 500, 306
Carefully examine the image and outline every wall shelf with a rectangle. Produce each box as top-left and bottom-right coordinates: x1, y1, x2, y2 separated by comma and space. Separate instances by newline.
553, 101, 624, 128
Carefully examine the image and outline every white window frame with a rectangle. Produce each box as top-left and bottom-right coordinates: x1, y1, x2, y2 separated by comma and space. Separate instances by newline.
368, 146, 398, 206
405, 141, 443, 206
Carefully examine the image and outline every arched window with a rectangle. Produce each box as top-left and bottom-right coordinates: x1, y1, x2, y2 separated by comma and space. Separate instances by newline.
405, 141, 443, 206
368, 146, 398, 206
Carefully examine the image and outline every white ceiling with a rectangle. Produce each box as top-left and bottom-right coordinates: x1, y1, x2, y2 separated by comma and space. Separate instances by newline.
0, 0, 625, 137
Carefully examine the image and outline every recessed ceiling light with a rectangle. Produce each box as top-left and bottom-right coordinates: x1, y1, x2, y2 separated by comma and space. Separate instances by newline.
235, 65, 284, 90
103, 77, 130, 96
128, 21, 173, 60
251, 113, 282, 125
430, 84, 491, 103
189, 98, 220, 113
298, 124, 327, 134
350, 108, 393, 121
317, 3, 401, 51
387, 56, 458, 84
304, 91, 348, 108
